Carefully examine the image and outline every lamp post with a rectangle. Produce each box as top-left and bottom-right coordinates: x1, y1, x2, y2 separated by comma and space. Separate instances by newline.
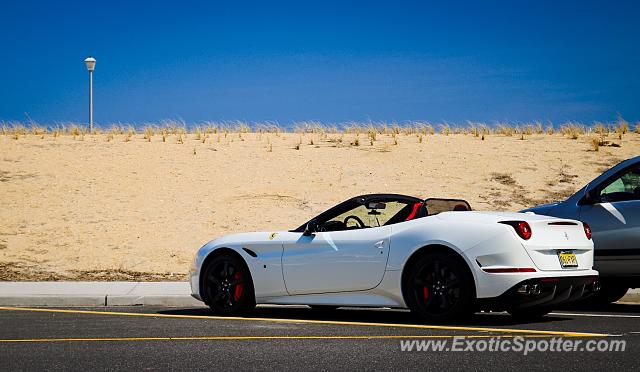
84, 56, 96, 133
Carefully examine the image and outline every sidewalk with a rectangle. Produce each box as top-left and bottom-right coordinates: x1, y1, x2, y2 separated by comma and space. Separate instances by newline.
0, 282, 638, 307
0, 282, 202, 307
620, 288, 640, 303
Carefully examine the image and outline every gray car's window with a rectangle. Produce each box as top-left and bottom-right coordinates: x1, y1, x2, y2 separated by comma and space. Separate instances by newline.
600, 166, 640, 202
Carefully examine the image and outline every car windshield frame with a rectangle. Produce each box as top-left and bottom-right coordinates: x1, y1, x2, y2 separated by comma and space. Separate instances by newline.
291, 194, 423, 232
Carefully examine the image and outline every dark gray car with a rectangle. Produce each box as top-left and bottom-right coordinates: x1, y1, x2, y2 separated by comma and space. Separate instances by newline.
523, 156, 640, 304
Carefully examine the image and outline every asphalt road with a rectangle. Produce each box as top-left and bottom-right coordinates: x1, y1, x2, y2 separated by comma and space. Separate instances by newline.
1, 304, 639, 371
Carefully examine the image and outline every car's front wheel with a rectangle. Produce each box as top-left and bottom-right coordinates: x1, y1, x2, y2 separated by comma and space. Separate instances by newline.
202, 253, 256, 315
403, 252, 475, 322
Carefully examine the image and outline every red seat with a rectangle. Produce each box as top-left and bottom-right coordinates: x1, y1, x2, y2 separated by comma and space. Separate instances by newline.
405, 202, 423, 221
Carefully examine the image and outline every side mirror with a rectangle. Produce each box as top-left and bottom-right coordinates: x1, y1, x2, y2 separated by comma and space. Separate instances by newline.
303, 219, 318, 236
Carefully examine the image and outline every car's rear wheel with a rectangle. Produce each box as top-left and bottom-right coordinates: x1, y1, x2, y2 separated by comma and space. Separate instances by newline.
202, 253, 255, 315
403, 252, 475, 322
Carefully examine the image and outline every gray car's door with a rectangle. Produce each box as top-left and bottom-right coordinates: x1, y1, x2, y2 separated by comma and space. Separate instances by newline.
579, 164, 640, 276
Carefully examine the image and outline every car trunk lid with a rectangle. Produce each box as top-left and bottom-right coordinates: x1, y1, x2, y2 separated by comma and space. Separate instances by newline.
517, 219, 593, 271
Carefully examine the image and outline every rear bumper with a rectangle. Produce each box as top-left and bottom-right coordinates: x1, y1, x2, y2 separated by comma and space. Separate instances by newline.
477, 275, 600, 311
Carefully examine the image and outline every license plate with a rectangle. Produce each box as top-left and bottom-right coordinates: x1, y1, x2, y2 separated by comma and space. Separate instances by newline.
558, 250, 578, 268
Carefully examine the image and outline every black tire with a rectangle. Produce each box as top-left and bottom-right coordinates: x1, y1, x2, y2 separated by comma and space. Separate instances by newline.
202, 253, 256, 315
403, 252, 475, 322
508, 307, 552, 320
585, 283, 628, 306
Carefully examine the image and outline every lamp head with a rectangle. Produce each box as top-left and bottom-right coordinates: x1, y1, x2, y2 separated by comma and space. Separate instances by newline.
84, 56, 96, 72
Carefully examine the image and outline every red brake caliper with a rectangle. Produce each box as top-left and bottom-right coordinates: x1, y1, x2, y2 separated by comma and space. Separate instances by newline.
423, 286, 430, 300
233, 272, 244, 301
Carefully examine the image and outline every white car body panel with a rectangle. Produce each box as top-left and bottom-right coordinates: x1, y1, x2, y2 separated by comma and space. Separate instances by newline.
281, 226, 391, 294
190, 209, 597, 308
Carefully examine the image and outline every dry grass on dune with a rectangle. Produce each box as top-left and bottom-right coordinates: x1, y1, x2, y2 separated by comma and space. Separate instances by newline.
1, 118, 638, 142
1, 119, 639, 281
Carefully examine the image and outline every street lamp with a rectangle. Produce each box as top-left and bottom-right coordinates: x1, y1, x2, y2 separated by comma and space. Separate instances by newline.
84, 56, 96, 133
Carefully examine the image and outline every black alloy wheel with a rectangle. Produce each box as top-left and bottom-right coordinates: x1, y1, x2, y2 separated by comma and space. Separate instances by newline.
202, 253, 255, 315
404, 252, 475, 322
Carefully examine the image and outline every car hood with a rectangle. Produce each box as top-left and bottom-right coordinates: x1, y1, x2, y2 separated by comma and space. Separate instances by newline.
204, 231, 282, 248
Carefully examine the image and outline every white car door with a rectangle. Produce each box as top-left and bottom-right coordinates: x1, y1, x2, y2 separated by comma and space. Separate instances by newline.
281, 225, 391, 295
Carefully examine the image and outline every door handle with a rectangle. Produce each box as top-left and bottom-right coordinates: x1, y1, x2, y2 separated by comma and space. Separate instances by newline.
374, 240, 385, 249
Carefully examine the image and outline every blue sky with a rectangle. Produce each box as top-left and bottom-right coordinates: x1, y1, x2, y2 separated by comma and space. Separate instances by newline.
1, 0, 638, 126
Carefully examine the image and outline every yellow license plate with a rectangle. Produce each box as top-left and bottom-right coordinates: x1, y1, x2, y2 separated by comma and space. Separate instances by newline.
558, 251, 578, 268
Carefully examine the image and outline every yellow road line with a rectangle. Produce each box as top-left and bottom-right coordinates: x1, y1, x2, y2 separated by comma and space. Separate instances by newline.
0, 334, 556, 343
0, 306, 609, 337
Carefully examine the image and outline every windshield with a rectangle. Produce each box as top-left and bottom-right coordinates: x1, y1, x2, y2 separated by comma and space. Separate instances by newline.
293, 194, 426, 232
325, 201, 417, 230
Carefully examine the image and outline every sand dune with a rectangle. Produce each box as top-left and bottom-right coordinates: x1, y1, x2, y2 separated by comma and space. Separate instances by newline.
1, 131, 638, 280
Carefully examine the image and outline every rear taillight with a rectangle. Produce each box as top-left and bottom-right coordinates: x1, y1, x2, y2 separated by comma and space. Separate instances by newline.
583, 222, 592, 240
516, 222, 532, 240
499, 221, 532, 240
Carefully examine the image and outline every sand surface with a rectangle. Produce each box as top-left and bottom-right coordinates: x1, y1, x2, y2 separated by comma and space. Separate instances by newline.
1, 131, 638, 280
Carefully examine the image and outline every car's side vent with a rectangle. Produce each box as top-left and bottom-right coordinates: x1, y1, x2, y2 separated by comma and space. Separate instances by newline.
547, 221, 578, 226
242, 247, 258, 258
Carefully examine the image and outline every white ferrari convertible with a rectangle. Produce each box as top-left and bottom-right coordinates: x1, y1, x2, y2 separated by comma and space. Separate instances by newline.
190, 194, 600, 321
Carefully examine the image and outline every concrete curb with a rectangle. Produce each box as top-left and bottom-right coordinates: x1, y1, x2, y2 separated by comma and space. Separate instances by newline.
0, 296, 107, 307
0, 282, 202, 307
621, 289, 640, 303
106, 295, 201, 306
0, 282, 638, 307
